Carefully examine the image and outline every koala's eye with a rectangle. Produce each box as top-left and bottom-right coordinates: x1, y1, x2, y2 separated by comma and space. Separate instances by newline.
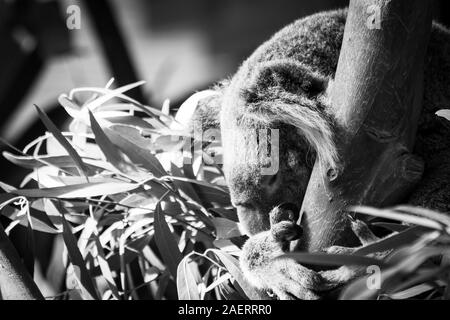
267, 174, 279, 186
261, 172, 282, 196
302, 77, 326, 97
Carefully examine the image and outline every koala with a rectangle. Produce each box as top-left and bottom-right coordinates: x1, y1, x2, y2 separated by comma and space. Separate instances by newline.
193, 9, 450, 299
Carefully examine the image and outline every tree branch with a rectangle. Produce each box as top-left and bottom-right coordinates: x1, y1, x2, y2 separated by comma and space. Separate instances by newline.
0, 223, 43, 300
292, 0, 433, 253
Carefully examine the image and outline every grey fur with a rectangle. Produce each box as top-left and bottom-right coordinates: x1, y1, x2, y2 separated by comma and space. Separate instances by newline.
193, 9, 450, 298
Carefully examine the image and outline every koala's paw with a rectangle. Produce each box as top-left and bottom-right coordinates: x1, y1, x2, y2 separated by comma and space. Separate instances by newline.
241, 203, 329, 300
240, 208, 382, 300
241, 239, 340, 300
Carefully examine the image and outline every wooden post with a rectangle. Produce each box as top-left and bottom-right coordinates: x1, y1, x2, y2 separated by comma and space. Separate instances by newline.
0, 223, 43, 300
292, 0, 432, 253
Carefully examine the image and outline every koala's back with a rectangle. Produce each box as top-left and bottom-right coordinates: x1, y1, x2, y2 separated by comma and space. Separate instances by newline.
247, 9, 450, 115
244, 9, 450, 212
248, 9, 347, 77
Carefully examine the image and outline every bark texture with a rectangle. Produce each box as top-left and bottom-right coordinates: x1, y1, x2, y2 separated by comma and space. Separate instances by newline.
292, 0, 433, 252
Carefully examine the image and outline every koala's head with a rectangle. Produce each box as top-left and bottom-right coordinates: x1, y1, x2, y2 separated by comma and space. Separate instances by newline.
193, 59, 337, 236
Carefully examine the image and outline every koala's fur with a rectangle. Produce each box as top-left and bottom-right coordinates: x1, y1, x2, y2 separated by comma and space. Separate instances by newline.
193, 9, 450, 298
240, 205, 384, 300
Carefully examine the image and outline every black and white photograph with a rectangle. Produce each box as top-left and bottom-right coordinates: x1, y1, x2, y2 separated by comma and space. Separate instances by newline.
0, 0, 449, 307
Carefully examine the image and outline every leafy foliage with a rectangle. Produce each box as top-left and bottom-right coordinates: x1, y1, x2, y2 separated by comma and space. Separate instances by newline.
0, 81, 449, 300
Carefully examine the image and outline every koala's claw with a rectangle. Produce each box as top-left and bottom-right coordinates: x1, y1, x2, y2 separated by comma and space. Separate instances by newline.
349, 217, 379, 246
270, 203, 299, 225
271, 221, 303, 242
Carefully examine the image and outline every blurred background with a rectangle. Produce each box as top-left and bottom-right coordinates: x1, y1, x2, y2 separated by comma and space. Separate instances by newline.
0, 0, 449, 185
0, 0, 449, 298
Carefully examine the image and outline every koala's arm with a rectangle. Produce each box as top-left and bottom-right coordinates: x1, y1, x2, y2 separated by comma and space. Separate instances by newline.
188, 81, 230, 133
240, 207, 385, 300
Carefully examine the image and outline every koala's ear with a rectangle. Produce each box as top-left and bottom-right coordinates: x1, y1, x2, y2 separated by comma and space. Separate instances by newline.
190, 91, 222, 132
242, 59, 329, 102
173, 86, 224, 133
241, 59, 337, 169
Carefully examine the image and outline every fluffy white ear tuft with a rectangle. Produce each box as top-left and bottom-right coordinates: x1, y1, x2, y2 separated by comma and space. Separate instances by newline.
172, 90, 220, 131
240, 59, 338, 170
280, 102, 338, 171
245, 102, 338, 171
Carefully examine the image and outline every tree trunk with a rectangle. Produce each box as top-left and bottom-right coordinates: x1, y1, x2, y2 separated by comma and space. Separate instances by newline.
292, 0, 433, 253
0, 223, 43, 300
